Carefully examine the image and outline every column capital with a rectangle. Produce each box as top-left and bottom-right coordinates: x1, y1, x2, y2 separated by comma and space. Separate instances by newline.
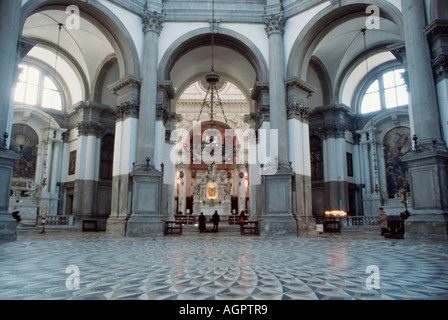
142, 10, 165, 35
76, 121, 105, 138
286, 102, 311, 122
262, 12, 285, 37
114, 100, 140, 121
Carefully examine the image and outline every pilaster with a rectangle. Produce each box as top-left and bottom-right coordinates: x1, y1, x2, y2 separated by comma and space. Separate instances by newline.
401, 0, 448, 240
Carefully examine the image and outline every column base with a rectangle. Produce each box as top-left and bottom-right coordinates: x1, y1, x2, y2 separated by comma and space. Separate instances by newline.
127, 167, 164, 237
296, 215, 317, 236
261, 215, 298, 236
0, 216, 17, 242
126, 216, 164, 237
404, 211, 448, 241
105, 217, 129, 236
0, 150, 20, 242
261, 167, 297, 236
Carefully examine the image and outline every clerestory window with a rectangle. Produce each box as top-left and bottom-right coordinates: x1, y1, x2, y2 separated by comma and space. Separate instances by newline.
360, 68, 408, 114
14, 64, 63, 111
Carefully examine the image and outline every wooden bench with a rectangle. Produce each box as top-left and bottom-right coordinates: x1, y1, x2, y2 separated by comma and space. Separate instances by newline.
228, 215, 239, 224
163, 220, 183, 235
240, 220, 261, 235
82, 219, 98, 231
174, 215, 196, 225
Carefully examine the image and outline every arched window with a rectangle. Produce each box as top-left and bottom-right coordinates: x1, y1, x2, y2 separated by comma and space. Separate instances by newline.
14, 64, 63, 111
360, 68, 408, 114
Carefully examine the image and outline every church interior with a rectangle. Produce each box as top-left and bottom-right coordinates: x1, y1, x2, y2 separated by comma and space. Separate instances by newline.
0, 0, 447, 241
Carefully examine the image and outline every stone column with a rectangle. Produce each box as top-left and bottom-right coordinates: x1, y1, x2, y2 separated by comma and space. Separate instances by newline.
263, 12, 289, 169
136, 10, 164, 166
286, 78, 315, 235
260, 12, 297, 236
401, 0, 448, 240
0, 0, 21, 242
249, 83, 269, 219
126, 10, 165, 237
106, 75, 140, 235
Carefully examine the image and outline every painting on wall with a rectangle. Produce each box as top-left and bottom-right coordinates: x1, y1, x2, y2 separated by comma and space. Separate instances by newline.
10, 124, 39, 180
69, 150, 77, 176
383, 127, 411, 198
11, 134, 37, 179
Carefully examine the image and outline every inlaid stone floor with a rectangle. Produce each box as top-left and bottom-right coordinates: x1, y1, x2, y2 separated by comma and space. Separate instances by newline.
1, 231, 448, 300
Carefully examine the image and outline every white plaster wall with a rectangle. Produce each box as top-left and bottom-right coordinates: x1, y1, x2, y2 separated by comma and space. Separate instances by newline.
98, 0, 145, 67
284, 1, 331, 74
119, 117, 138, 175
158, 22, 209, 65
112, 120, 123, 177
287, 118, 311, 176
220, 23, 269, 70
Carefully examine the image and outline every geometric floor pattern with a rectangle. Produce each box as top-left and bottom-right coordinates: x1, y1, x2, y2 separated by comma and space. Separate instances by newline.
1, 231, 448, 300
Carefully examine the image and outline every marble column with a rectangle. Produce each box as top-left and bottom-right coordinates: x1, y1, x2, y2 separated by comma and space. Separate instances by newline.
260, 12, 297, 236
401, 0, 448, 240
286, 78, 315, 235
0, 0, 21, 242
263, 12, 289, 169
126, 10, 165, 237
106, 76, 140, 235
136, 11, 164, 166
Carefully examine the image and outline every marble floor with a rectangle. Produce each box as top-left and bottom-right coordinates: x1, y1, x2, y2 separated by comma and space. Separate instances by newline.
1, 230, 448, 300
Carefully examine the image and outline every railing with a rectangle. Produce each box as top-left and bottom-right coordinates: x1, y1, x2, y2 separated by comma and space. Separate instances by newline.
40, 215, 74, 226
345, 216, 379, 226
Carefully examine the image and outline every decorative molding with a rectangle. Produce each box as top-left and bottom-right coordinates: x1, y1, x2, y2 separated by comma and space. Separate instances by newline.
320, 122, 347, 139
156, 104, 170, 125
262, 12, 285, 37
432, 53, 448, 82
114, 100, 140, 121
108, 75, 142, 95
77, 121, 105, 137
286, 102, 311, 122
286, 77, 316, 99
142, 10, 165, 35
251, 105, 270, 130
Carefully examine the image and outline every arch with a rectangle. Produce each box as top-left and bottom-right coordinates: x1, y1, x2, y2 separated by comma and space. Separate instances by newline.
308, 56, 333, 105
286, 1, 404, 82
20, 0, 140, 79
173, 71, 253, 113
92, 55, 119, 104
158, 27, 269, 86
352, 60, 403, 114
430, 0, 448, 21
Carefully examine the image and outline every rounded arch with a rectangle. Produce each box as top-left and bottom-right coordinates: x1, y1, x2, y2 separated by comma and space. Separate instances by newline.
430, 0, 448, 20
20, 0, 140, 79
352, 60, 403, 114
92, 55, 119, 104
286, 1, 404, 82
158, 27, 269, 85
173, 71, 253, 113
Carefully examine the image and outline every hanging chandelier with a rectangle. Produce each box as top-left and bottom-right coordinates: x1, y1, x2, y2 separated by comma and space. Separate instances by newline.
196, 0, 228, 142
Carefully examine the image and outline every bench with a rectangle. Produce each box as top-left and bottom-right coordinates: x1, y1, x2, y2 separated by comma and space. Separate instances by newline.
163, 220, 183, 235
240, 220, 261, 235
82, 219, 98, 231
174, 215, 196, 225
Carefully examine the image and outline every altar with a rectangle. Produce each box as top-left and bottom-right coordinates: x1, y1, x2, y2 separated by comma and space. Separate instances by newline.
192, 166, 232, 218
